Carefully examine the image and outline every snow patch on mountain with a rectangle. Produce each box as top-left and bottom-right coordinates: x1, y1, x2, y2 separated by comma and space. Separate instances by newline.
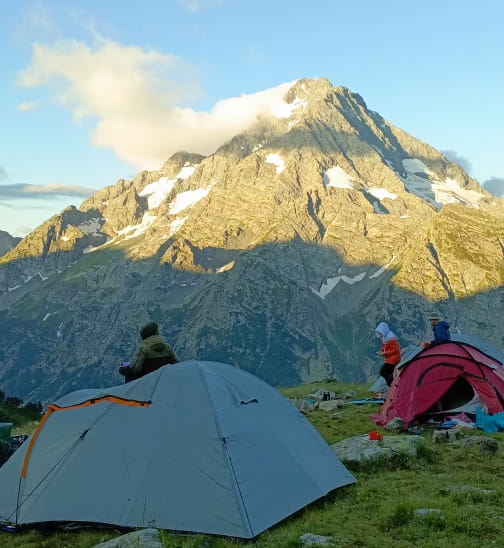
271, 96, 308, 119
266, 153, 285, 174
369, 256, 396, 279
252, 140, 267, 152
369, 188, 397, 201
177, 165, 197, 180
217, 261, 235, 273
311, 271, 366, 299
8, 270, 50, 292
400, 158, 483, 209
168, 215, 189, 237
169, 183, 216, 215
140, 177, 176, 209
323, 166, 354, 189
432, 178, 483, 208
140, 165, 199, 210
311, 257, 396, 299
117, 213, 157, 239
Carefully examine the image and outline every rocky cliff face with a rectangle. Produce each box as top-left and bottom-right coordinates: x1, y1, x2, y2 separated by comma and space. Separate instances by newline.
0, 77, 502, 403
0, 231, 21, 257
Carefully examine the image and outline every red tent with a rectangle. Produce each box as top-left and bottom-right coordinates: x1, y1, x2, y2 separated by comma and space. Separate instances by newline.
372, 335, 504, 427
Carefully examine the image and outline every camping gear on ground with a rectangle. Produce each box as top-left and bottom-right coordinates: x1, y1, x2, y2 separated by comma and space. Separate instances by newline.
368, 375, 388, 394
475, 408, 504, 433
348, 398, 385, 405
9, 435, 28, 451
372, 334, 504, 428
0, 360, 355, 538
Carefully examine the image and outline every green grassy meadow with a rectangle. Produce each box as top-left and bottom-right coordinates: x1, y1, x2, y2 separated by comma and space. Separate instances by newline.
0, 380, 503, 548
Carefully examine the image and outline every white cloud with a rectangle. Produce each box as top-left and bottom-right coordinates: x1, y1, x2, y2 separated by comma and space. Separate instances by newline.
178, 0, 223, 12
441, 149, 472, 174
271, 96, 307, 119
482, 177, 504, 199
19, 39, 293, 171
0, 183, 94, 200
24, 1, 56, 33
17, 101, 38, 111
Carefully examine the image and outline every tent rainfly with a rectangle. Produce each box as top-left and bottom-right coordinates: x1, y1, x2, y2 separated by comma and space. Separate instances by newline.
0, 360, 355, 538
372, 334, 504, 427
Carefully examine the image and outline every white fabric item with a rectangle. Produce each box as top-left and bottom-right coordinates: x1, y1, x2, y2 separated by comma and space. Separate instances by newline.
374, 321, 397, 342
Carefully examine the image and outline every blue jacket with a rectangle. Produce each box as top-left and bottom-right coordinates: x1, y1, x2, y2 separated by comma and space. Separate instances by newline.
431, 321, 451, 345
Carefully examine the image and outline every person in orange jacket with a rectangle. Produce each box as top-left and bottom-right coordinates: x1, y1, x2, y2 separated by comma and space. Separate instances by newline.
374, 321, 401, 386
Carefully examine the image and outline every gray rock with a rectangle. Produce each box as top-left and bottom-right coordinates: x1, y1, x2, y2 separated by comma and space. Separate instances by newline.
432, 429, 461, 443
331, 434, 424, 464
385, 418, 404, 432
319, 399, 344, 412
416, 508, 442, 516
300, 399, 319, 412
307, 388, 337, 401
300, 533, 335, 546
440, 485, 496, 496
90, 528, 162, 548
453, 436, 498, 454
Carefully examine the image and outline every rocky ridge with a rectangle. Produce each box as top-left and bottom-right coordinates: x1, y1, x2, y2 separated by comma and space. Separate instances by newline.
0, 231, 21, 257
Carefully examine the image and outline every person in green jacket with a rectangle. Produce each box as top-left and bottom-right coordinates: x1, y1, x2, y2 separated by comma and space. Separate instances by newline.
118, 321, 179, 382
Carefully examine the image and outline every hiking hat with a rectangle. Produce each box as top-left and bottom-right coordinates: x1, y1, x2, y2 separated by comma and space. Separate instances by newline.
428, 313, 440, 320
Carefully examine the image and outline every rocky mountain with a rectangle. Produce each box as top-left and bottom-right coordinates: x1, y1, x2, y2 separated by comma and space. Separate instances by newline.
0, 77, 503, 403
0, 231, 21, 257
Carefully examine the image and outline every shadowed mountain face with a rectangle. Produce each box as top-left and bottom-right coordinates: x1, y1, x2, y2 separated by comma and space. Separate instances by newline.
0, 231, 21, 257
0, 77, 503, 403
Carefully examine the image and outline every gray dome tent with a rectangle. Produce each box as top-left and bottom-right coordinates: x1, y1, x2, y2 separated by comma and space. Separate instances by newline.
0, 360, 354, 538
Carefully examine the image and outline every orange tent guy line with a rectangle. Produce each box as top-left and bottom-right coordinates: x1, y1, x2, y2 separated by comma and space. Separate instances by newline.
20, 407, 54, 479
20, 396, 150, 479
48, 395, 151, 411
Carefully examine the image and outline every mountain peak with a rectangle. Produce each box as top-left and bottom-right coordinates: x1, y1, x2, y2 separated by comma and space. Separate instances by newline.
0, 78, 502, 402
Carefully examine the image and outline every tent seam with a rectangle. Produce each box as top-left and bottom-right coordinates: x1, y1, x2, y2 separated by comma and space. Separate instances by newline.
199, 364, 255, 539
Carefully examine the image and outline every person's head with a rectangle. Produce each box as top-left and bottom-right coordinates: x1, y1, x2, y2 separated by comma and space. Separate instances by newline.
374, 321, 390, 339
140, 321, 159, 340
429, 313, 440, 326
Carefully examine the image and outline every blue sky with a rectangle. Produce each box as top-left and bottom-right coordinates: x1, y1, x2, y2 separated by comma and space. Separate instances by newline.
1, 0, 503, 237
